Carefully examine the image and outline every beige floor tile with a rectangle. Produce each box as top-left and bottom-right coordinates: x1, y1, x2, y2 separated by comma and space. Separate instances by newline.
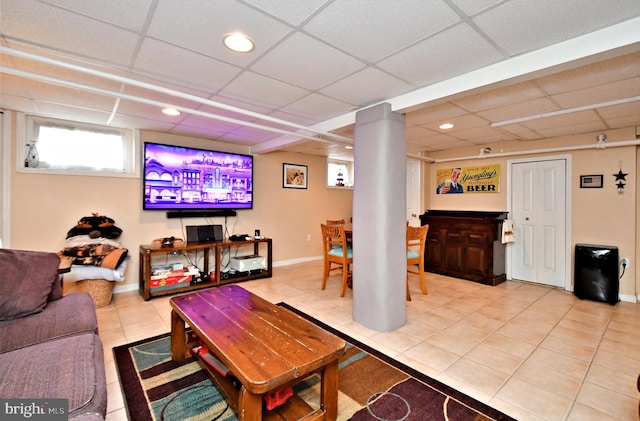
496, 377, 573, 421
465, 343, 524, 375
496, 320, 549, 345
566, 403, 622, 421
99, 260, 640, 421
584, 364, 639, 398
482, 332, 536, 359
440, 357, 509, 396
539, 333, 597, 361
576, 382, 639, 420
401, 341, 460, 373
425, 329, 481, 356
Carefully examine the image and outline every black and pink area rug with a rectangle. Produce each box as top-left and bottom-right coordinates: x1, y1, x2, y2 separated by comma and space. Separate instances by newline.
113, 303, 515, 421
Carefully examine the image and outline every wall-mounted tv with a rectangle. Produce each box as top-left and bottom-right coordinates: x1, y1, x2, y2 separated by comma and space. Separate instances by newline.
143, 142, 253, 211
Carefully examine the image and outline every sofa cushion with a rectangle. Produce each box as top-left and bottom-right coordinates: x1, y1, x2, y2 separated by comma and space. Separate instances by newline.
0, 333, 107, 419
0, 292, 98, 353
0, 249, 60, 320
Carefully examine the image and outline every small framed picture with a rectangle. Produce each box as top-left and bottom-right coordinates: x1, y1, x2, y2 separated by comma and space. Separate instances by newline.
580, 174, 603, 188
283, 163, 308, 189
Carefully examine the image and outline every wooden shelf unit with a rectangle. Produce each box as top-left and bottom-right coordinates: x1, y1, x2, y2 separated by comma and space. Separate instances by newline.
139, 238, 272, 300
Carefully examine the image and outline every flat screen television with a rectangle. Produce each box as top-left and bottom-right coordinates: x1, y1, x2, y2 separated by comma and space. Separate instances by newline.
143, 142, 253, 210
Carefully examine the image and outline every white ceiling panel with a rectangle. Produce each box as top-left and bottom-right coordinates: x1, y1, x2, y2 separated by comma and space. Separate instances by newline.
221, 71, 308, 109
250, 32, 365, 90
146, 0, 292, 67
132, 38, 241, 93
320, 67, 414, 107
1, 1, 639, 158
42, 0, 154, 32
377, 23, 505, 87
303, 0, 461, 63
1, 0, 139, 65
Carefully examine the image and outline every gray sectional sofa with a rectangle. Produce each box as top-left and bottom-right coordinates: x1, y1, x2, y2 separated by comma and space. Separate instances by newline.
0, 249, 107, 420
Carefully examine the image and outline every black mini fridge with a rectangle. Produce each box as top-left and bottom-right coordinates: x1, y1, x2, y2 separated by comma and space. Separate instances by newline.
574, 244, 619, 305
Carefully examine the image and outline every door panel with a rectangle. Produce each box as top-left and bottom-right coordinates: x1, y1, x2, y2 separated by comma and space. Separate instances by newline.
511, 159, 566, 287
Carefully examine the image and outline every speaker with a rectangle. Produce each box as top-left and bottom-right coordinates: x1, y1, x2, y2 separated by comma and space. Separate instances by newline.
186, 225, 223, 243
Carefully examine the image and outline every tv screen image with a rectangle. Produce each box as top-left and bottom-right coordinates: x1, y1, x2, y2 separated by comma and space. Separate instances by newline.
143, 142, 253, 210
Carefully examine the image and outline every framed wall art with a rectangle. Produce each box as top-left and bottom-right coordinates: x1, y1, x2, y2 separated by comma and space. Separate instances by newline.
580, 174, 603, 188
283, 163, 308, 189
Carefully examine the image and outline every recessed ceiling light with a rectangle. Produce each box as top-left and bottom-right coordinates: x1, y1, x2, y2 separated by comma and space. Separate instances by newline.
439, 123, 454, 130
162, 108, 181, 116
345, 145, 353, 149
223, 32, 255, 53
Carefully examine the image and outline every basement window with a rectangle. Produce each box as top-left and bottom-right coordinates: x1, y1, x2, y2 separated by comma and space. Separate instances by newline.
21, 115, 138, 177
327, 158, 353, 188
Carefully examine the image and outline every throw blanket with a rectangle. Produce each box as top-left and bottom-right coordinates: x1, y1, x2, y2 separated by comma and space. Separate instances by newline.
62, 244, 128, 270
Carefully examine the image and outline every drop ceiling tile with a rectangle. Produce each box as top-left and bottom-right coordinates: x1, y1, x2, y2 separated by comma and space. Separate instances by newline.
1, 0, 139, 66
498, 124, 543, 141
220, 126, 277, 144
424, 113, 490, 132
602, 115, 640, 130
451, 126, 514, 144
32, 102, 114, 126
450, 0, 506, 16
478, 97, 559, 124
179, 113, 245, 133
243, 0, 328, 26
133, 38, 241, 93
452, 81, 547, 112
42, 0, 153, 32
535, 120, 608, 139
597, 102, 640, 120
521, 110, 602, 131
147, 0, 292, 67
24, 80, 117, 112
279, 93, 353, 123
221, 71, 309, 109
406, 125, 437, 141
473, 0, 640, 56
413, 133, 464, 147
551, 78, 640, 109
406, 102, 468, 126
377, 23, 505, 88
171, 125, 231, 142
110, 115, 177, 133
303, 0, 460, 63
320, 67, 415, 107
121, 85, 203, 111
536, 52, 640, 95
250, 32, 366, 91
427, 139, 475, 151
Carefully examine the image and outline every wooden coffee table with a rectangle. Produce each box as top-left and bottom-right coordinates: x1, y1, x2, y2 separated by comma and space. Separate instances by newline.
170, 285, 346, 421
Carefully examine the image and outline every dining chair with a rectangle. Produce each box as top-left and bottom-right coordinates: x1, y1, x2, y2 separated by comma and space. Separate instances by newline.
326, 219, 346, 225
320, 223, 352, 297
406, 224, 429, 300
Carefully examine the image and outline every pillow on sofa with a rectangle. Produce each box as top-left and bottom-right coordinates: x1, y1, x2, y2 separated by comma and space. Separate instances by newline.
0, 249, 60, 320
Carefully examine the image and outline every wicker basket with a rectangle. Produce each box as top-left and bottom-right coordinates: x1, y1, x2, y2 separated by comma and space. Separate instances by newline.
76, 279, 114, 308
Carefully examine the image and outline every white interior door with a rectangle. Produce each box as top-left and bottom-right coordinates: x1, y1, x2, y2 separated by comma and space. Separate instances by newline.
510, 159, 566, 287
406, 158, 421, 226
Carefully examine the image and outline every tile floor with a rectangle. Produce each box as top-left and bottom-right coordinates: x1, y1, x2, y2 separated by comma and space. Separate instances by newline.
99, 260, 640, 421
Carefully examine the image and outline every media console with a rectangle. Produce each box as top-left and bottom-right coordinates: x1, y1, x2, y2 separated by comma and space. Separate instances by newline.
139, 238, 272, 300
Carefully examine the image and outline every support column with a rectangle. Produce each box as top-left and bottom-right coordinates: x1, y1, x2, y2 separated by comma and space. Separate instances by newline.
352, 103, 406, 331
